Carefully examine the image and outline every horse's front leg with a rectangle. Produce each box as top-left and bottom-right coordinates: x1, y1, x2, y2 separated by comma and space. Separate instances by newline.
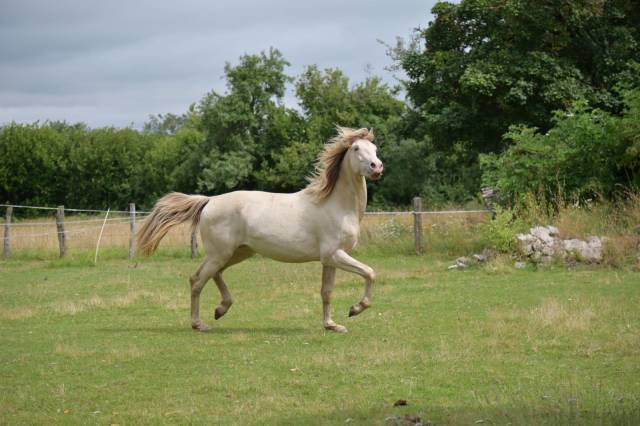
325, 249, 375, 318
321, 265, 347, 333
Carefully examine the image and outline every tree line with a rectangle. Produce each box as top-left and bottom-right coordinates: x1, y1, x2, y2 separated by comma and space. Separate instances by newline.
1, 0, 639, 212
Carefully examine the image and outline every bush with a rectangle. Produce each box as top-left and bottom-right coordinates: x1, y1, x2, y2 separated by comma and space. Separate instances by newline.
480, 207, 527, 253
481, 90, 640, 207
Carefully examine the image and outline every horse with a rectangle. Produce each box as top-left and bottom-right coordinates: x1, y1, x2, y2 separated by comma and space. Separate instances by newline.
136, 127, 384, 333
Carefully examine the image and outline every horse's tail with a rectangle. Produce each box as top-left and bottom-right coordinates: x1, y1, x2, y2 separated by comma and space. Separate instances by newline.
137, 192, 210, 256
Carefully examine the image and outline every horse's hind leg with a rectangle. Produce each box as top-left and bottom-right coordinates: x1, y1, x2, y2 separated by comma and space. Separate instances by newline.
213, 273, 233, 320
190, 256, 227, 331
213, 246, 254, 320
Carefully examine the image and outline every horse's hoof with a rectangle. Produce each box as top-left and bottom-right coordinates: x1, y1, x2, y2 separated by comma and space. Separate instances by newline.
349, 304, 362, 317
214, 307, 226, 320
349, 301, 371, 317
325, 324, 348, 333
191, 321, 210, 331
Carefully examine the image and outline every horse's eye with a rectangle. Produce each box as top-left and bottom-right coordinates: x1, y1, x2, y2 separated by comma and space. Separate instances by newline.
354, 146, 359, 151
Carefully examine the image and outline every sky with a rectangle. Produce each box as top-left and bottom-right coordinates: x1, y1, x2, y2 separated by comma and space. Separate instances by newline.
1, 0, 435, 129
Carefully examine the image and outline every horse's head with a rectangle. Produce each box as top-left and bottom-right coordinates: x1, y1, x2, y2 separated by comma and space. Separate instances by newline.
347, 137, 384, 181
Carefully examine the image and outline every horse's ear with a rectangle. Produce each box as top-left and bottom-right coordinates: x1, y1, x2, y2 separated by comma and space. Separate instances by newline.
369, 128, 379, 144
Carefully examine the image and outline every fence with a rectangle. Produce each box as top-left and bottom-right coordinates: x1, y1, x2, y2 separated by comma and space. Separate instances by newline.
1, 198, 491, 260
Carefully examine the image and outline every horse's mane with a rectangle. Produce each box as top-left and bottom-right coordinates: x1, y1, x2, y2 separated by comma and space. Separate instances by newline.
304, 127, 374, 201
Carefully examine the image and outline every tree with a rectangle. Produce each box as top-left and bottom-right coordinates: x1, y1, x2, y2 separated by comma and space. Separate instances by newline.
393, 0, 640, 203
195, 48, 303, 193
480, 89, 640, 205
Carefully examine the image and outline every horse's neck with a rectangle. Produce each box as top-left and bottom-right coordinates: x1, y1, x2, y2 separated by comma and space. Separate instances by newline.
330, 160, 367, 221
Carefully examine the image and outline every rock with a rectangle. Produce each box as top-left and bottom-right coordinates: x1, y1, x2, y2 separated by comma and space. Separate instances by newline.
517, 233, 536, 243
514, 261, 527, 269
455, 256, 470, 268
515, 225, 608, 264
530, 226, 554, 243
540, 244, 555, 256
473, 253, 487, 263
563, 238, 604, 262
547, 225, 560, 236
564, 238, 587, 252
540, 255, 554, 264
516, 234, 536, 256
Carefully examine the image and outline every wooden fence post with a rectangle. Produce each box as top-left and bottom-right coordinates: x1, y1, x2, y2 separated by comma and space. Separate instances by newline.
191, 228, 197, 259
413, 197, 423, 255
3, 206, 12, 259
56, 205, 67, 258
129, 203, 136, 259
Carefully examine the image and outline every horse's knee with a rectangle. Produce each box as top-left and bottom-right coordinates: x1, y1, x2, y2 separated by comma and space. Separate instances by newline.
365, 267, 375, 283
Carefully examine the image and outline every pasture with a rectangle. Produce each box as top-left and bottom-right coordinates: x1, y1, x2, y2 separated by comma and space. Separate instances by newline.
1, 244, 639, 425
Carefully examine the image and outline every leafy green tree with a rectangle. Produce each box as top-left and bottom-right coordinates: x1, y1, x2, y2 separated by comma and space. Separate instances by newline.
0, 123, 62, 207
195, 48, 301, 193
393, 0, 640, 203
143, 112, 188, 135
0, 123, 158, 210
480, 89, 640, 205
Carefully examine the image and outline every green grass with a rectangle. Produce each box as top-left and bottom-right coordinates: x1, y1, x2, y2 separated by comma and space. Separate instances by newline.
1, 247, 639, 425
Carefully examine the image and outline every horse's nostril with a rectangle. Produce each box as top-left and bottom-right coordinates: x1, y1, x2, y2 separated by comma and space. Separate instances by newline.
370, 162, 376, 169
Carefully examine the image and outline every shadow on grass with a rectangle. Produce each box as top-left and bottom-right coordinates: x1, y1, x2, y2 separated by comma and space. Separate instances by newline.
97, 325, 307, 336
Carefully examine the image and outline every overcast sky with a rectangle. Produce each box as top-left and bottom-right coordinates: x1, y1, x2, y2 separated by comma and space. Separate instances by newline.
1, 1, 435, 128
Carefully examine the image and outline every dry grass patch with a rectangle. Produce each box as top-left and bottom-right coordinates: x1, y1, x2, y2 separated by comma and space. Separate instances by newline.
52, 295, 105, 315
530, 298, 597, 332
0, 306, 37, 320
55, 343, 145, 361
48, 290, 187, 316
602, 235, 640, 267
112, 290, 158, 307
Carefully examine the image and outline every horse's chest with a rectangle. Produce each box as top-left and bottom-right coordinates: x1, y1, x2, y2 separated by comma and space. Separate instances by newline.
337, 221, 360, 251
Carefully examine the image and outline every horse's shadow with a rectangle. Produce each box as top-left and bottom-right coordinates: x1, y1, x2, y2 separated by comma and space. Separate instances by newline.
97, 325, 307, 336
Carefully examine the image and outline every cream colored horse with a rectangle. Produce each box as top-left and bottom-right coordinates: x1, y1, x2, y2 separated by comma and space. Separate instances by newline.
137, 127, 383, 333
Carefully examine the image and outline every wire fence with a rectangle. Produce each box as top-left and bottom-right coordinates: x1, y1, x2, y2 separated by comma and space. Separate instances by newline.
2, 198, 492, 259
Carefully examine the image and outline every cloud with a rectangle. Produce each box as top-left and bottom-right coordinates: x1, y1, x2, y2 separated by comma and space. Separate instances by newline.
0, 0, 434, 128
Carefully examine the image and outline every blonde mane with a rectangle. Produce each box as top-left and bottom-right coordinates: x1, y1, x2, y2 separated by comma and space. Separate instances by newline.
305, 127, 374, 201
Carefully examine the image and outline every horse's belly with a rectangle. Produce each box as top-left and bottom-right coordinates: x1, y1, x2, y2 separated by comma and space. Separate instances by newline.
248, 236, 318, 263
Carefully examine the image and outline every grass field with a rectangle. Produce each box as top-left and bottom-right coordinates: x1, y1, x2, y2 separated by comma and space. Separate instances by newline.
1, 245, 639, 425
